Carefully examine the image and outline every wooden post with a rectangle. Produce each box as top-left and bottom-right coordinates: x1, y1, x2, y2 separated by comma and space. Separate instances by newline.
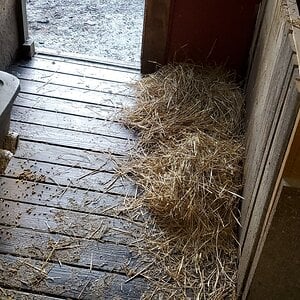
16, 0, 35, 59
141, 0, 172, 74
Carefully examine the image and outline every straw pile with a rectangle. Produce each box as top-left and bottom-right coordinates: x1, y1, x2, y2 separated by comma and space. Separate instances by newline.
122, 64, 245, 299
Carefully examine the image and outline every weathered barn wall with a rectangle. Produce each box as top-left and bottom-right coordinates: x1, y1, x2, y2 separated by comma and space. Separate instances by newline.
0, 0, 19, 70
239, 0, 300, 297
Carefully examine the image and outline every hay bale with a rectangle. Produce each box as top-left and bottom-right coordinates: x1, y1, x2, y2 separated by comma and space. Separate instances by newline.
122, 63, 245, 299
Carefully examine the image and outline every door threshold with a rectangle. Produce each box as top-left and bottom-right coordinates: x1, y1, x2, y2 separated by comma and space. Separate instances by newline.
34, 47, 141, 71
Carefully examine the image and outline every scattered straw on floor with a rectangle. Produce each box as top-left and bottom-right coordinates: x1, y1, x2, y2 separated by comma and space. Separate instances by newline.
122, 64, 245, 299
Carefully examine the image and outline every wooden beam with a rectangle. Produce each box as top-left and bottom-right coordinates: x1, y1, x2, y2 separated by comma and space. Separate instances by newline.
141, 0, 172, 74
16, 0, 35, 58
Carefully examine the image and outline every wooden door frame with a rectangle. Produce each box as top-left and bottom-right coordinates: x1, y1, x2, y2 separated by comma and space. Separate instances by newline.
16, 0, 35, 58
19, 0, 169, 70
141, 0, 172, 74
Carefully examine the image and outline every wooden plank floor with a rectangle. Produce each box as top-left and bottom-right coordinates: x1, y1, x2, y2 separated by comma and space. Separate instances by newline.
0, 54, 149, 299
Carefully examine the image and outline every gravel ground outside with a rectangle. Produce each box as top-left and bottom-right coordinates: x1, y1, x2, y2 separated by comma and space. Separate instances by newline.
26, 0, 145, 64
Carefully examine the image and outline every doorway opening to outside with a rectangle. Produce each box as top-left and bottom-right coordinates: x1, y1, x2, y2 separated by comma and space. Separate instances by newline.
26, 0, 145, 67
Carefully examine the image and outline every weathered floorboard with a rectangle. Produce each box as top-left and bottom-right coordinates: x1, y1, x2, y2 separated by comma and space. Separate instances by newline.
10, 122, 135, 156
17, 57, 140, 83
19, 79, 135, 109
0, 254, 147, 299
0, 199, 142, 244
5, 157, 136, 197
14, 140, 123, 171
0, 54, 147, 298
0, 177, 126, 217
11, 67, 134, 97
11, 105, 134, 140
0, 225, 144, 274
15, 93, 122, 121
35, 51, 140, 72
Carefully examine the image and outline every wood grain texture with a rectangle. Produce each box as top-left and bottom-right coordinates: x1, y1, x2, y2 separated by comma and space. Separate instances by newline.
10, 121, 135, 156
141, 0, 172, 73
242, 0, 293, 241
13, 140, 122, 171
239, 0, 300, 295
245, 0, 285, 120
35, 49, 140, 71
4, 157, 136, 196
0, 225, 143, 274
11, 66, 134, 97
0, 254, 147, 299
242, 32, 295, 228
17, 56, 140, 83
11, 105, 134, 140
0, 199, 141, 244
0, 54, 148, 298
243, 96, 300, 299
15, 93, 122, 121
19, 79, 135, 109
0, 176, 126, 217
245, 0, 268, 80
240, 72, 300, 294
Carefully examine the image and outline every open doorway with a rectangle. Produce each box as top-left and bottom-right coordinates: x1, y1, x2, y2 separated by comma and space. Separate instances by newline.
26, 0, 145, 66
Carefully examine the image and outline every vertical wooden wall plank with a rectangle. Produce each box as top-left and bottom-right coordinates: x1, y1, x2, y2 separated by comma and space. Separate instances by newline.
241, 29, 294, 232
245, 0, 268, 81
242, 10, 293, 231
239, 0, 300, 295
242, 0, 293, 229
243, 105, 300, 298
239, 71, 300, 293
